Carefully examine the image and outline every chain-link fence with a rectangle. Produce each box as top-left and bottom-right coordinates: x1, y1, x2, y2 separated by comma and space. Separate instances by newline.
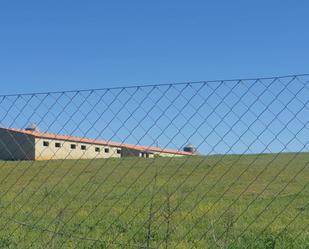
0, 74, 308, 249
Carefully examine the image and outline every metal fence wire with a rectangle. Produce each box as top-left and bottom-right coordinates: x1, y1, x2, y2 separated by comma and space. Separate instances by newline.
0, 74, 308, 249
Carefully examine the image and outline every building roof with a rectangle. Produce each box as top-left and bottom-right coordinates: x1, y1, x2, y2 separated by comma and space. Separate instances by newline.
0, 127, 193, 156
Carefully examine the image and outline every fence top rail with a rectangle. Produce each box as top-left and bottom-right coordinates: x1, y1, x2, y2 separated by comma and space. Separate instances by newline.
1, 73, 308, 97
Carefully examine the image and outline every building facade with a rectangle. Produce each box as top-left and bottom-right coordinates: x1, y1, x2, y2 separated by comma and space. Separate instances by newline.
0, 127, 194, 161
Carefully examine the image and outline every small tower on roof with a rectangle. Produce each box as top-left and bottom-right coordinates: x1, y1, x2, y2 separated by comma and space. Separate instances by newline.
25, 123, 40, 132
183, 143, 198, 154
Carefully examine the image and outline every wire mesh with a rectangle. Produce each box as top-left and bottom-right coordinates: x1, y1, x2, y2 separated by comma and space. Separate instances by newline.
0, 74, 308, 249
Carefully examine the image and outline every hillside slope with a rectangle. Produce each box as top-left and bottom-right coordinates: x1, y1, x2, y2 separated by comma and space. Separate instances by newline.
0, 153, 308, 248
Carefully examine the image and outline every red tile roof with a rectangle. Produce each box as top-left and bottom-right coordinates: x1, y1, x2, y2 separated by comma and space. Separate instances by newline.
0, 127, 193, 156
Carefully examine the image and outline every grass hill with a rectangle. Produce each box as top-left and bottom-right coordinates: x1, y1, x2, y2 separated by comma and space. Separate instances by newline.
0, 153, 308, 248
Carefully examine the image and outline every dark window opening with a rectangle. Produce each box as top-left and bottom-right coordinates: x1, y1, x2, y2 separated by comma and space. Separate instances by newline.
43, 141, 49, 147
95, 147, 100, 152
71, 144, 76, 149
55, 142, 61, 148
104, 148, 109, 153
116, 149, 121, 154
81, 145, 87, 150
141, 152, 150, 158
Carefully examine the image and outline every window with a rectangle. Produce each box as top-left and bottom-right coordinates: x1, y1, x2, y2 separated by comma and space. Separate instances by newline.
116, 149, 121, 154
95, 147, 100, 152
81, 145, 87, 150
43, 141, 49, 147
55, 142, 61, 148
71, 144, 76, 149
104, 148, 109, 153
141, 152, 149, 158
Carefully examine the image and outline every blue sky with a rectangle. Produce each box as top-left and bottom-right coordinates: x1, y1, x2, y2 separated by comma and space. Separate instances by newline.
1, 75, 308, 154
0, 0, 308, 94
0, 1, 308, 154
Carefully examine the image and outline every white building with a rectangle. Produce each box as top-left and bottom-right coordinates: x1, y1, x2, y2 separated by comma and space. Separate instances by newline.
0, 127, 194, 161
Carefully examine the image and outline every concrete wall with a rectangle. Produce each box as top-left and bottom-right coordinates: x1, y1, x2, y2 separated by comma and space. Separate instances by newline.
121, 148, 185, 158
34, 139, 187, 160
35, 138, 121, 160
121, 148, 155, 158
0, 129, 35, 160
0, 128, 187, 161
152, 151, 185, 157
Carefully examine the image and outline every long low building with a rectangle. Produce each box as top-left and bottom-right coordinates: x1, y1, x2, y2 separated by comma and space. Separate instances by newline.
0, 127, 194, 160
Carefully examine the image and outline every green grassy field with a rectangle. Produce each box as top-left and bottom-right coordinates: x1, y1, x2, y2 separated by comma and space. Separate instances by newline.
0, 153, 308, 249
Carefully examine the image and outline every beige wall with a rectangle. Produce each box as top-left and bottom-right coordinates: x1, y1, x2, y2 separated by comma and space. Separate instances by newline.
152, 151, 185, 157
0, 129, 35, 160
35, 138, 121, 160
34, 140, 187, 160
0, 128, 187, 161
121, 148, 156, 158
119, 147, 186, 158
